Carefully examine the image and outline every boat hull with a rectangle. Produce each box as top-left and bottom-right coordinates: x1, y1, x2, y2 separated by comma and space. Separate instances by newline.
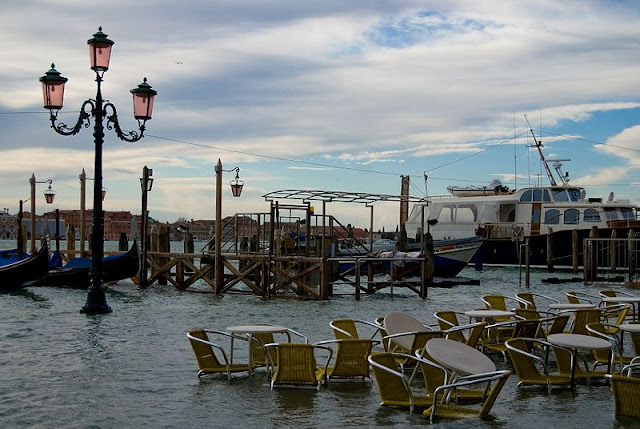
35, 241, 140, 288
338, 237, 482, 278
475, 226, 636, 268
0, 244, 49, 290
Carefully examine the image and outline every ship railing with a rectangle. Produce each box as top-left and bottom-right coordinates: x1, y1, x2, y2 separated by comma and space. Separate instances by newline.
478, 223, 529, 241
584, 237, 640, 286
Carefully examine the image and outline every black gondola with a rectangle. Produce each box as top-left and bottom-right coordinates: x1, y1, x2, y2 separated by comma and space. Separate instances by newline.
35, 241, 139, 289
0, 243, 49, 290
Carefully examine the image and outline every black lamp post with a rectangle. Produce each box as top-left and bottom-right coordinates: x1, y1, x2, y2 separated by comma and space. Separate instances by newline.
214, 159, 243, 293
40, 27, 157, 314
139, 165, 153, 288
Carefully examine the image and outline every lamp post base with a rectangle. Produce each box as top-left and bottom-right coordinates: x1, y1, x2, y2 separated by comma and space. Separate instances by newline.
80, 284, 112, 314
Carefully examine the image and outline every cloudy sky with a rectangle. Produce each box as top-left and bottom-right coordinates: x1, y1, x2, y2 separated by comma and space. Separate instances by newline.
2, 1, 640, 231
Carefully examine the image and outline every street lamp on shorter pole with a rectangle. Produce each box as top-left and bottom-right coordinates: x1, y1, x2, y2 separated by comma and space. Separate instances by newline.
214, 159, 244, 294
28, 175, 56, 255
39, 27, 157, 314
139, 166, 153, 287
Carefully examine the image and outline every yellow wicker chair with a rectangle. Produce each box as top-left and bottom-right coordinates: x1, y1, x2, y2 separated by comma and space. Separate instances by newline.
553, 346, 607, 383
586, 321, 633, 371
186, 329, 253, 379
444, 322, 487, 348
434, 311, 466, 342
244, 324, 308, 371
515, 292, 559, 309
565, 308, 601, 335
600, 304, 631, 334
565, 290, 600, 304
315, 338, 378, 381
505, 337, 571, 393
368, 352, 434, 413
424, 370, 511, 422
329, 318, 381, 340
483, 320, 541, 359
264, 342, 332, 390
610, 364, 640, 418
481, 295, 518, 322
383, 330, 444, 371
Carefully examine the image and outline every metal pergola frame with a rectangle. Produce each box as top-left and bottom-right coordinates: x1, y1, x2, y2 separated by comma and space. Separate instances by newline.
263, 189, 424, 254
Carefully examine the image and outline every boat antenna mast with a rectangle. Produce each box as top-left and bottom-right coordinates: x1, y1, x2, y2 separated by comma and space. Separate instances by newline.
524, 114, 556, 186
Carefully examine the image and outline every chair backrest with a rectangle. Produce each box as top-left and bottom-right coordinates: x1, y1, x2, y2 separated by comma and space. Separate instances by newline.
329, 339, 375, 379
585, 322, 616, 363
411, 331, 444, 355
369, 352, 412, 406
435, 311, 465, 343
417, 353, 447, 396
515, 308, 541, 321
505, 338, 544, 381
565, 291, 580, 304
513, 320, 542, 341
465, 322, 488, 348
478, 371, 511, 417
571, 308, 601, 335
515, 292, 536, 309
330, 319, 359, 339
250, 331, 277, 367
600, 290, 617, 298
482, 295, 507, 311
482, 295, 512, 322
272, 343, 324, 387
630, 328, 640, 356
187, 329, 223, 370
546, 315, 570, 335
611, 374, 640, 417
611, 304, 631, 326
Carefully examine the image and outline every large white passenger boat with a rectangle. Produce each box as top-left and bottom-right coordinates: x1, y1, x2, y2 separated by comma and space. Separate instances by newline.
406, 134, 640, 268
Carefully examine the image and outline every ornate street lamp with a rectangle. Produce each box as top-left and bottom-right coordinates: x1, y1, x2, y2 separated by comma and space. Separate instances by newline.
40, 27, 157, 314
214, 160, 244, 293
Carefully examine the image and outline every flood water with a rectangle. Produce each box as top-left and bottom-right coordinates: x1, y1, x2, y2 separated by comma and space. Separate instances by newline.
0, 241, 637, 428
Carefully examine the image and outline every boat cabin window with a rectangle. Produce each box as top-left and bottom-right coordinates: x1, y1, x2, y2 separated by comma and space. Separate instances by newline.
584, 208, 601, 223
544, 209, 560, 225
568, 189, 581, 202
520, 190, 532, 202
564, 208, 579, 225
438, 206, 454, 223
604, 208, 619, 221
531, 189, 551, 202
455, 205, 478, 222
552, 188, 568, 202
620, 208, 635, 220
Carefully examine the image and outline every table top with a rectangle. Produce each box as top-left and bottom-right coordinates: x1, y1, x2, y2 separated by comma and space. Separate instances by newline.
425, 338, 496, 376
227, 324, 289, 334
618, 323, 640, 333
547, 333, 611, 350
601, 296, 640, 303
548, 303, 596, 310
463, 309, 515, 318
384, 312, 431, 350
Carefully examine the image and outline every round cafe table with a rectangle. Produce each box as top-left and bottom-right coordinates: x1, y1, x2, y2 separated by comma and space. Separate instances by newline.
600, 296, 640, 320
548, 303, 596, 311
425, 338, 496, 377
618, 323, 640, 334
383, 312, 431, 351
463, 309, 515, 321
547, 333, 611, 389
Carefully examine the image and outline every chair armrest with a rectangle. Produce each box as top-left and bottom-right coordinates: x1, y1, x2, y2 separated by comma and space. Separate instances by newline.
287, 328, 308, 343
